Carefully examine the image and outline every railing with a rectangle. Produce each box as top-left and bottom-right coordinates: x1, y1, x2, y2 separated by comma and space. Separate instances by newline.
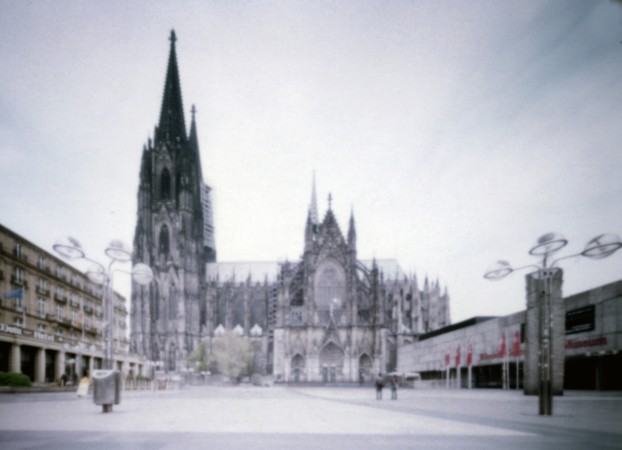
36, 286, 50, 296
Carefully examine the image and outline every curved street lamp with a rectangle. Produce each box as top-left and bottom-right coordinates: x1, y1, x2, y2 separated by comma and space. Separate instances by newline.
53, 237, 152, 378
484, 232, 621, 416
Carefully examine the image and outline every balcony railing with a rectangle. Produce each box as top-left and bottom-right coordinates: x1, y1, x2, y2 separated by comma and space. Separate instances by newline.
36, 286, 50, 296
54, 294, 67, 304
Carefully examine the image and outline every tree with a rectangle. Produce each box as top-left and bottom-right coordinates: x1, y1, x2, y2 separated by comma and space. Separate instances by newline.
187, 340, 210, 373
211, 331, 253, 382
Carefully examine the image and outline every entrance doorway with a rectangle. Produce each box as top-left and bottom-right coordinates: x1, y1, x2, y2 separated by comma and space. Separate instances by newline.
319, 342, 343, 383
321, 366, 337, 383
291, 354, 305, 382
359, 354, 372, 383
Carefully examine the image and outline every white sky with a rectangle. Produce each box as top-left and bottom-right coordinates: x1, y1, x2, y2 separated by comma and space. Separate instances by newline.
1, 0, 621, 323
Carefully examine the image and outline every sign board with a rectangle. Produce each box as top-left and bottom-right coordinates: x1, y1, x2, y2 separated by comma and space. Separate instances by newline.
566, 305, 595, 335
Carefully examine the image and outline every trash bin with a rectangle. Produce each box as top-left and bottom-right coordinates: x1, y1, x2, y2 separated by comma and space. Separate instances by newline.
92, 370, 121, 412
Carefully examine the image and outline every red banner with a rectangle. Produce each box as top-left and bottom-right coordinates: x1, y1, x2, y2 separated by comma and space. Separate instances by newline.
511, 330, 521, 357
499, 332, 507, 357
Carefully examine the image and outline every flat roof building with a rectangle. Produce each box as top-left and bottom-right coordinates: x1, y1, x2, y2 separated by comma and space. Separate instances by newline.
398, 279, 622, 390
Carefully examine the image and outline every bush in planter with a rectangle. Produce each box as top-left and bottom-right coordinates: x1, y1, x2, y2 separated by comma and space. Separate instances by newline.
0, 372, 32, 387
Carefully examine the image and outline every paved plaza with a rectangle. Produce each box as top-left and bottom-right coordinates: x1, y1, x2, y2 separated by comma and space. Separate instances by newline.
0, 386, 621, 449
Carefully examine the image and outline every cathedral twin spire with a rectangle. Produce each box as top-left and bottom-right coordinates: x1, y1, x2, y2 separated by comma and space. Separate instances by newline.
157, 30, 187, 144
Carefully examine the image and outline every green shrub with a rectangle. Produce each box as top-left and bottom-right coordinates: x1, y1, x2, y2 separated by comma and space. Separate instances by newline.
0, 371, 32, 387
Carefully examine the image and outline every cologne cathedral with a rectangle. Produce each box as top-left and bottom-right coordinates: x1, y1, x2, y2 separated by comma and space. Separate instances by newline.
130, 31, 450, 382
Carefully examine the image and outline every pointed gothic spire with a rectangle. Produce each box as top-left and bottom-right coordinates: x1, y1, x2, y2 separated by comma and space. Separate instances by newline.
188, 104, 199, 151
157, 29, 187, 144
347, 206, 356, 248
188, 104, 204, 181
309, 171, 319, 226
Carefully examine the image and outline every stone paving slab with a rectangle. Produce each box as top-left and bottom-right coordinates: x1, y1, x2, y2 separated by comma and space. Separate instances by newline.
0, 387, 529, 437
0, 386, 621, 449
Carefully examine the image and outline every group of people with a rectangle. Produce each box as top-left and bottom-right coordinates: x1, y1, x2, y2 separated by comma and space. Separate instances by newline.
375, 373, 398, 400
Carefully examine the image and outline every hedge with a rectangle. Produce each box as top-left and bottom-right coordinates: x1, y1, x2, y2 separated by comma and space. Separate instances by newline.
0, 372, 32, 387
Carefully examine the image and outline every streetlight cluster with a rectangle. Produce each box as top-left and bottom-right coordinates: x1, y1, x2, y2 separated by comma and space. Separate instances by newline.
484, 232, 621, 415
53, 237, 154, 370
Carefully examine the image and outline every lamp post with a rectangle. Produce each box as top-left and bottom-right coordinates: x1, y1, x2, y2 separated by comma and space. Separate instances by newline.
484, 233, 621, 416
54, 237, 153, 411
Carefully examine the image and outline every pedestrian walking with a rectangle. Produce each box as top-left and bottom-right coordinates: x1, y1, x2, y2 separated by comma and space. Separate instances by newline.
375, 373, 384, 400
390, 375, 398, 400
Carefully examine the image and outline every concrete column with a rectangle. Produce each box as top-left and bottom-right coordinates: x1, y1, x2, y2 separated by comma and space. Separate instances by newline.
35, 348, 46, 383
524, 269, 565, 396
9, 343, 21, 373
55, 350, 65, 381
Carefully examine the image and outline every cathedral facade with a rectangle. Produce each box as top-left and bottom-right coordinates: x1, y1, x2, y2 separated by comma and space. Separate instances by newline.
130, 32, 450, 382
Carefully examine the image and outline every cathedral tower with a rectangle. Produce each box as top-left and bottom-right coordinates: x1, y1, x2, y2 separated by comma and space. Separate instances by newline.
131, 31, 216, 371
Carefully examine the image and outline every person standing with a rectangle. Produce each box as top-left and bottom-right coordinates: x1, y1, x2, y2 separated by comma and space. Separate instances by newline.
375, 373, 385, 400
390, 375, 398, 400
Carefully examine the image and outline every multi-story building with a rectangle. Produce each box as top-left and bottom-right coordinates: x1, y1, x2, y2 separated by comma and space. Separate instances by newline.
0, 224, 147, 384
131, 31, 452, 381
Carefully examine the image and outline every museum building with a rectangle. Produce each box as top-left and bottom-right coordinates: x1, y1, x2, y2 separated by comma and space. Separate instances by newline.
398, 278, 622, 390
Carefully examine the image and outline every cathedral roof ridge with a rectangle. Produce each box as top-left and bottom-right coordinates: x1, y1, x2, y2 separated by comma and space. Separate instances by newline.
206, 261, 280, 282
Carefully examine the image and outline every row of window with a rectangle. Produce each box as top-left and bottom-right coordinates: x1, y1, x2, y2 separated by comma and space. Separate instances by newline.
11, 265, 103, 298
8, 303, 127, 331
6, 243, 87, 287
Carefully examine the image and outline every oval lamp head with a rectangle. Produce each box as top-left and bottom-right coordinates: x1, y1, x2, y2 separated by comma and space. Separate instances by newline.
86, 262, 107, 285
132, 263, 154, 285
529, 232, 568, 257
53, 236, 85, 260
582, 233, 622, 260
484, 260, 513, 280
105, 240, 132, 262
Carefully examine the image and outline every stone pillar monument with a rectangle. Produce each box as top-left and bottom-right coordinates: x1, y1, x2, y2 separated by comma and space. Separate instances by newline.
524, 268, 565, 396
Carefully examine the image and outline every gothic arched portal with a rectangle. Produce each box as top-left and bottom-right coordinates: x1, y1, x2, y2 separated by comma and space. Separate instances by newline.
319, 342, 344, 382
359, 353, 373, 383
291, 354, 305, 382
